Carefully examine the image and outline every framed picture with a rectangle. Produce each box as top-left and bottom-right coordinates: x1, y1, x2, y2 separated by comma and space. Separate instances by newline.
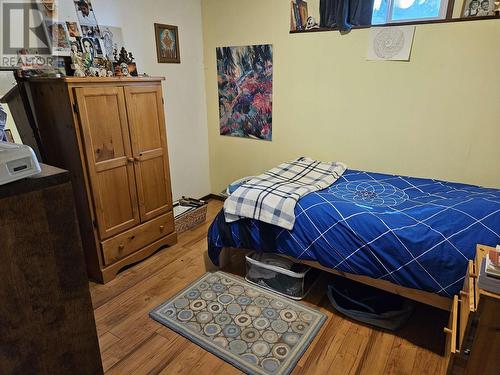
74, 0, 99, 28
81, 25, 101, 38
462, 0, 495, 17
154, 23, 180, 63
66, 22, 81, 38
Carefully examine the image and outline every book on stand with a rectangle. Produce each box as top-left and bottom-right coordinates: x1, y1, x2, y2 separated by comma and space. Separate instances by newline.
290, 1, 308, 31
478, 247, 500, 295
290, 1, 297, 31
298, 0, 308, 29
485, 245, 500, 278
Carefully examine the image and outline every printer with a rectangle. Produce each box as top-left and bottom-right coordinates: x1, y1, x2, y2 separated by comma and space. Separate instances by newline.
0, 141, 41, 185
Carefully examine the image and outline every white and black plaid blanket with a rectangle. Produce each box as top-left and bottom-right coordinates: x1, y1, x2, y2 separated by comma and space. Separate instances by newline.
224, 157, 347, 230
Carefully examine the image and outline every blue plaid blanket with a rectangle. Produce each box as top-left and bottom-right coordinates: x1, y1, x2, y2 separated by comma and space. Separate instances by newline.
209, 170, 500, 297
224, 157, 346, 230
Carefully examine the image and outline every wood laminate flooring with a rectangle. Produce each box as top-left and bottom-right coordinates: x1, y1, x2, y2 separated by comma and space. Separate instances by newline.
90, 200, 449, 375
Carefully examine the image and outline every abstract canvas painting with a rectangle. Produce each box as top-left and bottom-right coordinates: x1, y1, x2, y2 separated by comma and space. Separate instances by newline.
217, 44, 273, 141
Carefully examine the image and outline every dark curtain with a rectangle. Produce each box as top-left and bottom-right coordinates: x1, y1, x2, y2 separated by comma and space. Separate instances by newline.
320, 0, 375, 32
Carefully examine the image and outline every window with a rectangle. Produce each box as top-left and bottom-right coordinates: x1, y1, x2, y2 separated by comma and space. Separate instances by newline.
372, 0, 450, 25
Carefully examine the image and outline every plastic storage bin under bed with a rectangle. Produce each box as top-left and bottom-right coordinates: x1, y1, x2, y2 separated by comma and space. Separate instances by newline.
245, 252, 319, 300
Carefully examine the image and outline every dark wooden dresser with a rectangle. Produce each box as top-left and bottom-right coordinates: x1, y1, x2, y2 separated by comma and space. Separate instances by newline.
0, 164, 103, 375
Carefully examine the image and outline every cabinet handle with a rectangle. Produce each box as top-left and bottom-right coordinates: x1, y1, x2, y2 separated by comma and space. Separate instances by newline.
460, 291, 468, 297
127, 157, 134, 163
118, 244, 125, 250
443, 327, 453, 335
160, 225, 165, 232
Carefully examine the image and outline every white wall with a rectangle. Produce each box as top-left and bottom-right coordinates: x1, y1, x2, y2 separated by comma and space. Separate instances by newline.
57, 0, 211, 201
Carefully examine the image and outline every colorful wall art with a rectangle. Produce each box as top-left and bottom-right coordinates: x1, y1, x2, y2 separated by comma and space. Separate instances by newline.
217, 44, 273, 141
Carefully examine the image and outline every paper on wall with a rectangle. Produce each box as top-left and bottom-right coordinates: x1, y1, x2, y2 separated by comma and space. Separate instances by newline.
100, 26, 124, 60
367, 26, 415, 61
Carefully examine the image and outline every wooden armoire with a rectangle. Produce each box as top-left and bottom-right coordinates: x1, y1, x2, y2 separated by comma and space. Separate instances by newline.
26, 77, 177, 283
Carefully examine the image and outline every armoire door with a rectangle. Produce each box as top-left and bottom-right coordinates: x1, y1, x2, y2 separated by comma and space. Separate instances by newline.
75, 87, 140, 239
124, 85, 173, 222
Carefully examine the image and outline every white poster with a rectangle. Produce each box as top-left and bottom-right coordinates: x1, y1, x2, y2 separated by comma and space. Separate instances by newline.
367, 26, 416, 61
100, 26, 124, 60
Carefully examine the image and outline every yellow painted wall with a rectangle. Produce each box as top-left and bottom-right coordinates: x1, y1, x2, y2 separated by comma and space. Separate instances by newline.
202, 0, 500, 193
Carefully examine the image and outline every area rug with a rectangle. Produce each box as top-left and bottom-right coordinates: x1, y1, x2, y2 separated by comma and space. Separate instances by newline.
150, 271, 326, 375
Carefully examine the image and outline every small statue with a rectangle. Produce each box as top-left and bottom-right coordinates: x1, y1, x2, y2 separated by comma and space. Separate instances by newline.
495, 1, 500, 15
118, 47, 130, 64
74, 66, 86, 77
89, 67, 100, 77
105, 60, 114, 77
305, 16, 319, 30
70, 42, 86, 77
114, 47, 135, 65
113, 46, 138, 77
119, 62, 130, 77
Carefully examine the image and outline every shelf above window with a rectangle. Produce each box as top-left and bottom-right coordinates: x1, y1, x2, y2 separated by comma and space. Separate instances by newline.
290, 14, 500, 34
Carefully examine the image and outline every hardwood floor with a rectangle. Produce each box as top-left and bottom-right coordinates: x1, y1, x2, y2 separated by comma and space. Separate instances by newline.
90, 200, 449, 375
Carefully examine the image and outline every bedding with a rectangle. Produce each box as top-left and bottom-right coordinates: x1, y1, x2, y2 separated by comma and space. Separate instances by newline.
224, 157, 346, 230
208, 170, 500, 297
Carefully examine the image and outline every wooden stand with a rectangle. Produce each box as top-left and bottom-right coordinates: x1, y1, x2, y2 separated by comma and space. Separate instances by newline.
446, 244, 500, 375
0, 165, 103, 374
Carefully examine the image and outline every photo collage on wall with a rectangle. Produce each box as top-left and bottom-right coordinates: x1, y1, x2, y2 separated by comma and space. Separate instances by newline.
70, 0, 112, 77
37, 0, 127, 77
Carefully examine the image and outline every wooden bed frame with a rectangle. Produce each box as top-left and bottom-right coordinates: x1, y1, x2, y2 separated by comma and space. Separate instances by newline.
215, 248, 452, 312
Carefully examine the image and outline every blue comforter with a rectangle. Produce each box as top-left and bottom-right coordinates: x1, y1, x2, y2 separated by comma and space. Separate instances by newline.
208, 170, 500, 297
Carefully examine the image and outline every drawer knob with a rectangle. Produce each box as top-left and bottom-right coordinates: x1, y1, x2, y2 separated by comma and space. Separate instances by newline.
460, 291, 468, 297
443, 327, 453, 335
118, 244, 125, 250
160, 225, 165, 232
127, 157, 134, 163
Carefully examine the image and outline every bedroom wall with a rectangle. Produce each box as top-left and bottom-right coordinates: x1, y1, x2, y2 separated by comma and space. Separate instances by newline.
201, 0, 500, 194
57, 0, 211, 201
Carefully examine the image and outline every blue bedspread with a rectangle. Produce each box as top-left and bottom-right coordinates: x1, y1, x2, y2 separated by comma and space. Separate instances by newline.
208, 170, 500, 297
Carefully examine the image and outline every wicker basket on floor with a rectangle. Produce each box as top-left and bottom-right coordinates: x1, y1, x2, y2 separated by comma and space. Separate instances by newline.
175, 204, 208, 234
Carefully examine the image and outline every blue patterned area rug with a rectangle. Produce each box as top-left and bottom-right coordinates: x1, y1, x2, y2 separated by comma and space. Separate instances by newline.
150, 271, 326, 375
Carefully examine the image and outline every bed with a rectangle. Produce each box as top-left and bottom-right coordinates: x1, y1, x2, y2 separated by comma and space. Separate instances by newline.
208, 170, 500, 310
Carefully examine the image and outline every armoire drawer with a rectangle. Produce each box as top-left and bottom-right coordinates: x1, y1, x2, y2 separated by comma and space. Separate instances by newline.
101, 212, 174, 265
